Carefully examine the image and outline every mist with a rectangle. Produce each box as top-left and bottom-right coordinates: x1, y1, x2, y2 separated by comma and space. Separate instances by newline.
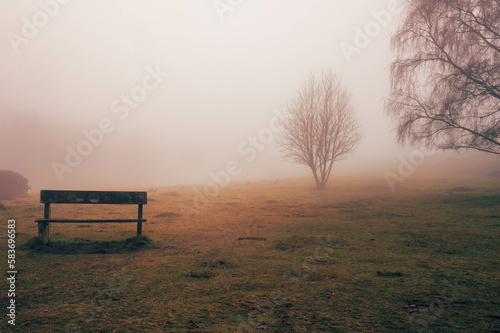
1, 0, 495, 191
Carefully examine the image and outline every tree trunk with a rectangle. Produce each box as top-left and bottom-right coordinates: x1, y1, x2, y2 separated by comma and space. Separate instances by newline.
311, 168, 322, 189
316, 183, 325, 190
316, 178, 326, 190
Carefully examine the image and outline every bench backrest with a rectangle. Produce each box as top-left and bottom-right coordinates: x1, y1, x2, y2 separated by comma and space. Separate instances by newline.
40, 190, 147, 205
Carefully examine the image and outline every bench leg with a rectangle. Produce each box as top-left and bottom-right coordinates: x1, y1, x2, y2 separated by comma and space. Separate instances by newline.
137, 204, 143, 236
38, 222, 50, 244
137, 221, 142, 236
39, 202, 51, 244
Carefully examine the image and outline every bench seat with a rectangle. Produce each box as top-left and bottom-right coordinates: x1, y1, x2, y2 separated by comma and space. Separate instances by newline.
35, 219, 146, 223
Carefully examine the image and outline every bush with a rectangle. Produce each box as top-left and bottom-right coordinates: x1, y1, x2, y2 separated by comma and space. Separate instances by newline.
0, 170, 30, 199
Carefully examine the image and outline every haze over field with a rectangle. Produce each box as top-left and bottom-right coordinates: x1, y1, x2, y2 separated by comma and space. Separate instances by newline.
1, 2, 499, 331
0, 0, 497, 190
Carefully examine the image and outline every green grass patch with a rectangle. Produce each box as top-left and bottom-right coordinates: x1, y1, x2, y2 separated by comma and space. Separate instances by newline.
237, 236, 267, 241
441, 193, 500, 207
155, 212, 182, 218
21, 235, 153, 254
376, 271, 405, 278
187, 271, 216, 279
274, 236, 317, 251
200, 259, 236, 268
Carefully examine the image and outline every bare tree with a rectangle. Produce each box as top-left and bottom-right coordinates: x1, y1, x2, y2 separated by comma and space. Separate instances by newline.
279, 71, 362, 190
386, 0, 500, 155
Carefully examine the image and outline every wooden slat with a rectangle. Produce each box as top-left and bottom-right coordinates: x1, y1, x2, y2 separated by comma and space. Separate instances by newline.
35, 219, 147, 223
40, 190, 147, 204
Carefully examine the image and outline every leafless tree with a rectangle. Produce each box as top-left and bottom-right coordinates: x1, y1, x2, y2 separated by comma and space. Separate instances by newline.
386, 0, 500, 154
279, 71, 362, 190
386, 0, 500, 155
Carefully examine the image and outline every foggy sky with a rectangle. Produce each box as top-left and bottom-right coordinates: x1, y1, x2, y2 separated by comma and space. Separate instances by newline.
1, 0, 490, 191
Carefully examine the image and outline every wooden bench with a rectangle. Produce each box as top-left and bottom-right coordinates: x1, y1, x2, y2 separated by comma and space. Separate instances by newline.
35, 190, 147, 244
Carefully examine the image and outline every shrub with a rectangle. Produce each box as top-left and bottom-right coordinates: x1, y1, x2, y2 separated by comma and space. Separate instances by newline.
0, 170, 30, 199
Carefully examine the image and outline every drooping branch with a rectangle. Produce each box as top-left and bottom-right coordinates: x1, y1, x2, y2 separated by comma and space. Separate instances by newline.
386, 0, 500, 155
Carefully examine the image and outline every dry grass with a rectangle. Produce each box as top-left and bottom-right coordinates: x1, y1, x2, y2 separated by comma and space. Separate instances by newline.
0, 173, 499, 332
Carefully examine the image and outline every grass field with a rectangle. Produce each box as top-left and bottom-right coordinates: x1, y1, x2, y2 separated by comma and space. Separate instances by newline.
1, 173, 499, 332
